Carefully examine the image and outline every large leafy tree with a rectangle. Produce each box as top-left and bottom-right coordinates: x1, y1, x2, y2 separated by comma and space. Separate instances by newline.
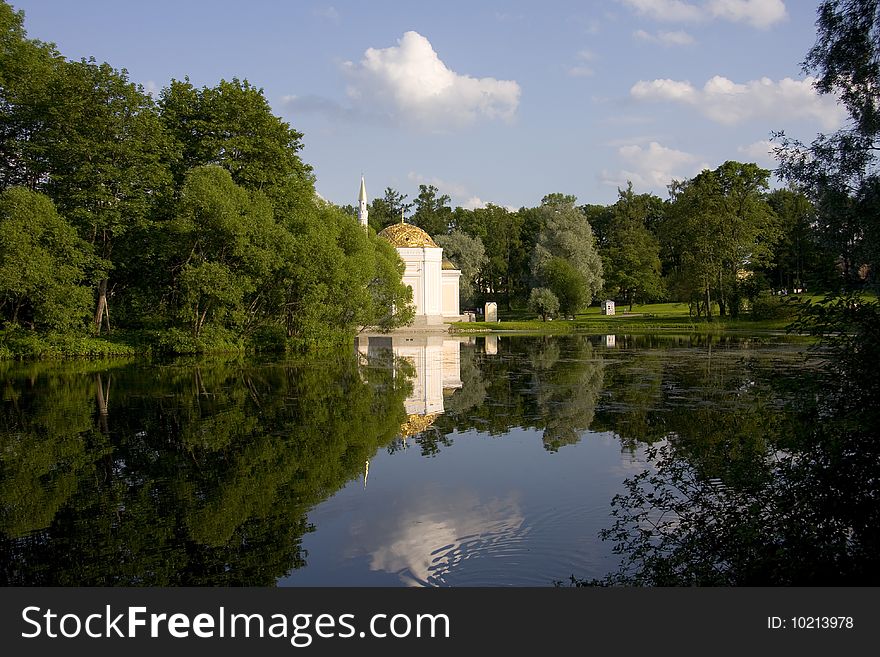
1, 5, 173, 334
0, 188, 94, 331
530, 194, 604, 308
664, 162, 778, 318
602, 183, 665, 310
168, 166, 284, 337
159, 78, 313, 203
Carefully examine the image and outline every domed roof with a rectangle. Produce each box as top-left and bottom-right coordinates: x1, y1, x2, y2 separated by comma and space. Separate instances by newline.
441, 258, 458, 270
378, 222, 439, 248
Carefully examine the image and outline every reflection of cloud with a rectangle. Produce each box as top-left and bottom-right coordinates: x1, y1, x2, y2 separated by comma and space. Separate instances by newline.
350, 488, 526, 586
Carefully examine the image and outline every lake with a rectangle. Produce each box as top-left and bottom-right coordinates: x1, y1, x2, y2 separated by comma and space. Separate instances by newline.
0, 333, 827, 586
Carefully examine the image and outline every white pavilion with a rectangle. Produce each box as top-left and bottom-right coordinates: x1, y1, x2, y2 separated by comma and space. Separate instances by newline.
358, 177, 462, 326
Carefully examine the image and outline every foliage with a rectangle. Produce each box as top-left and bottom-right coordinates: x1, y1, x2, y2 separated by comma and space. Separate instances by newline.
538, 257, 588, 316
601, 184, 665, 309
528, 287, 560, 321
411, 184, 452, 237
530, 194, 604, 305
368, 187, 412, 232
434, 230, 488, 306
0, 189, 95, 331
663, 162, 778, 319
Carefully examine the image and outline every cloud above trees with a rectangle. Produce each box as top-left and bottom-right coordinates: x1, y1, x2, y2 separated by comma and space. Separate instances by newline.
602, 140, 704, 191
343, 31, 521, 130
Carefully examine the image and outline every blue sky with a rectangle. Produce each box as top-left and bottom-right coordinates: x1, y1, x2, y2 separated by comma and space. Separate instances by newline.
11, 0, 841, 209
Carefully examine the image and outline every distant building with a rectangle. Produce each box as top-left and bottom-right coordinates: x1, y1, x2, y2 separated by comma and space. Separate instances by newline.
601, 300, 615, 316
358, 178, 462, 326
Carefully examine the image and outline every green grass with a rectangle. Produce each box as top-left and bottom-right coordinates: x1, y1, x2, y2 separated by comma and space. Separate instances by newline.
452, 301, 799, 335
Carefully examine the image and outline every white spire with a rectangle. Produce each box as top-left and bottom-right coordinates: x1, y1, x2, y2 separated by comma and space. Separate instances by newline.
358, 176, 369, 229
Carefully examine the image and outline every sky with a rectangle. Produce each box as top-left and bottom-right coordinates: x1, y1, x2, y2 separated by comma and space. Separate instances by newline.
10, 0, 843, 210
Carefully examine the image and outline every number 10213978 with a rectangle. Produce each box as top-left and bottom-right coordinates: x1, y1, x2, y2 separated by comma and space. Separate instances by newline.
768, 616, 854, 630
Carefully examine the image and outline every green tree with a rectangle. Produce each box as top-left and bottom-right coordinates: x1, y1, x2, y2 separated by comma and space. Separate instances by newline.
602, 184, 665, 310
0, 188, 94, 331
663, 162, 778, 318
168, 166, 284, 337
775, 0, 880, 286
528, 287, 559, 321
540, 257, 588, 316
411, 184, 452, 236
159, 78, 313, 203
368, 187, 412, 232
433, 230, 488, 306
530, 194, 604, 306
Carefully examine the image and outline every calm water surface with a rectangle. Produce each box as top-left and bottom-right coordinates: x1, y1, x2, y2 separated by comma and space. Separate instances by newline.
0, 334, 816, 586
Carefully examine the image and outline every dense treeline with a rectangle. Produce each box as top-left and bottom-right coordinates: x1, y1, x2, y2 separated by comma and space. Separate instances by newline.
363, 168, 839, 321
0, 2, 412, 356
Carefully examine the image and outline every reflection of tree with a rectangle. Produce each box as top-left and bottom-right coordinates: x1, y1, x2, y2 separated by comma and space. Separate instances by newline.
530, 338, 604, 452
0, 355, 409, 585
436, 336, 605, 452
591, 345, 880, 585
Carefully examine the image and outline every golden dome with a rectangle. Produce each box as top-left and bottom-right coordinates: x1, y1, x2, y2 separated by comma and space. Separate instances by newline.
378, 222, 439, 248
441, 258, 458, 270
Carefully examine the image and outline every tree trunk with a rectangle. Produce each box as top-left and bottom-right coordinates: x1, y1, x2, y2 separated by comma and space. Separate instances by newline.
93, 279, 111, 335
705, 279, 713, 320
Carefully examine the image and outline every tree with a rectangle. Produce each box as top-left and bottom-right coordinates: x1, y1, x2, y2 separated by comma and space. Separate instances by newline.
540, 257, 588, 316
159, 78, 313, 203
168, 166, 283, 337
0, 188, 94, 331
602, 183, 665, 310
528, 287, 559, 321
663, 162, 778, 318
411, 184, 452, 236
0, 1, 64, 190
775, 0, 880, 286
530, 194, 604, 306
0, 46, 174, 334
368, 187, 412, 232
433, 230, 488, 306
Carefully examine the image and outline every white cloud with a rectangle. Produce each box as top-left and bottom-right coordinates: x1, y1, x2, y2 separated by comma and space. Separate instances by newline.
568, 49, 598, 77
407, 171, 471, 200
633, 29, 696, 45
601, 141, 701, 191
619, 0, 703, 23
143, 80, 158, 97
707, 0, 787, 29
343, 31, 521, 130
630, 75, 845, 129
737, 139, 777, 166
463, 196, 487, 210
618, 0, 787, 29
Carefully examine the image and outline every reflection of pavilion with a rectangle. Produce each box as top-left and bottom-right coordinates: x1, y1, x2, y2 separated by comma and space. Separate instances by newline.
356, 334, 462, 436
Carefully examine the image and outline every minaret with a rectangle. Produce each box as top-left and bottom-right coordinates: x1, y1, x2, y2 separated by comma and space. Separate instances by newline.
358, 176, 368, 229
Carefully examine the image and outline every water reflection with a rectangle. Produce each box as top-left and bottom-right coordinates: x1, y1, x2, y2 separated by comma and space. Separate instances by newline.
0, 334, 838, 586
0, 356, 410, 585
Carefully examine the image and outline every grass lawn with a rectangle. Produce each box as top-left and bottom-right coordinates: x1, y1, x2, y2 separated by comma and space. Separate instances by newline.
451, 300, 801, 335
